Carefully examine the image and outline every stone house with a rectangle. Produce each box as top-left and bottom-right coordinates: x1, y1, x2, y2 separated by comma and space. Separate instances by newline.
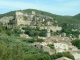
20, 33, 31, 38
72, 53, 80, 60
32, 42, 55, 55
55, 57, 72, 60
54, 43, 69, 53
72, 46, 79, 52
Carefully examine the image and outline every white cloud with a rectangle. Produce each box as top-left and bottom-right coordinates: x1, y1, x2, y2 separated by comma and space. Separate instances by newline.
0, 0, 39, 9
0, 0, 80, 15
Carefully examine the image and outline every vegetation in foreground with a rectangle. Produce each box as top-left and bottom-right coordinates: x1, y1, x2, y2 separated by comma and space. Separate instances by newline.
71, 39, 80, 49
0, 34, 75, 60
0, 22, 75, 60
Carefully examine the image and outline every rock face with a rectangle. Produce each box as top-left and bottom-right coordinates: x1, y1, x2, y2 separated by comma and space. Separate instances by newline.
0, 16, 13, 24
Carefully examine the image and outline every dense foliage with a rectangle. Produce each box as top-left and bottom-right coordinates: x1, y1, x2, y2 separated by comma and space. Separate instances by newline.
0, 34, 51, 60
54, 23, 80, 38
73, 13, 80, 20
71, 39, 80, 49
0, 22, 22, 36
0, 22, 51, 60
0, 11, 15, 18
51, 52, 75, 60
22, 26, 47, 37
47, 44, 55, 49
0, 34, 75, 60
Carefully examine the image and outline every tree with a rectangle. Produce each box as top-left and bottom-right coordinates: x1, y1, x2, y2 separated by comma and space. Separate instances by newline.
12, 43, 24, 60
71, 39, 80, 49
0, 43, 13, 60
51, 52, 75, 60
6, 30, 12, 36
13, 28, 22, 35
8, 20, 15, 28
47, 44, 55, 49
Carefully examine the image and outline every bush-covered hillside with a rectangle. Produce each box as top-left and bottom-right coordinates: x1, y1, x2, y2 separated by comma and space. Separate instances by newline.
0, 34, 75, 60
73, 13, 80, 20
0, 11, 15, 18
0, 9, 80, 26
0, 22, 75, 60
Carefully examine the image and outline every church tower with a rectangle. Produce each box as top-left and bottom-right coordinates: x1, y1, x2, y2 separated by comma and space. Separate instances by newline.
47, 21, 51, 38
47, 26, 50, 38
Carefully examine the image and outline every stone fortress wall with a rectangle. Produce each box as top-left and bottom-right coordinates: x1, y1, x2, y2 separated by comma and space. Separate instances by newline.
15, 11, 62, 32
15, 11, 32, 26
40, 26, 62, 32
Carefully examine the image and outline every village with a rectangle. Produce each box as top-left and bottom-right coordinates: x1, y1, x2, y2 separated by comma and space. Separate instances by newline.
0, 11, 80, 60
16, 11, 80, 60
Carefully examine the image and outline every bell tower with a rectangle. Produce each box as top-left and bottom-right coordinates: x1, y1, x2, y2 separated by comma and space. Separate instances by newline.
47, 21, 50, 38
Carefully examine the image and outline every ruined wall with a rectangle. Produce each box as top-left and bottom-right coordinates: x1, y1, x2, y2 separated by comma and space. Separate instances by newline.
15, 11, 23, 26
50, 26, 62, 32
15, 11, 33, 26
15, 11, 62, 32
40, 26, 62, 32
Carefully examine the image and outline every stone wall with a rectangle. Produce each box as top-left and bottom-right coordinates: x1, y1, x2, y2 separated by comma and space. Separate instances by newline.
15, 11, 35, 26
39, 26, 62, 32
15, 11, 62, 32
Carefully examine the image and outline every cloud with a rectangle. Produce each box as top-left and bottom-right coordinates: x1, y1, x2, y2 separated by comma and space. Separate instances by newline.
0, 0, 80, 15
0, 1, 36, 9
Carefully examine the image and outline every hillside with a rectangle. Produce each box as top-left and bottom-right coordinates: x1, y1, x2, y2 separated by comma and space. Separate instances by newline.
0, 9, 80, 26
0, 9, 78, 60
0, 11, 15, 18
73, 13, 80, 20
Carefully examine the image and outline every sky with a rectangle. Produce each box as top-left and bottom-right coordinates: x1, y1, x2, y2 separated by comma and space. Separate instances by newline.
0, 0, 80, 16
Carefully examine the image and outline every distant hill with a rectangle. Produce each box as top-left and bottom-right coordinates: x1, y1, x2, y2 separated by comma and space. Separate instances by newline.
0, 9, 80, 26
0, 11, 15, 18
73, 13, 80, 20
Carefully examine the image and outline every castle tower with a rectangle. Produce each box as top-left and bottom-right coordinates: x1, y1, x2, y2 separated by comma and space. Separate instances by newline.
47, 26, 50, 38
47, 21, 51, 38
15, 11, 24, 26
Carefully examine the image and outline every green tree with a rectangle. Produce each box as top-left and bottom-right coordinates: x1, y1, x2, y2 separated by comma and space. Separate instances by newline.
47, 44, 55, 49
71, 39, 80, 49
8, 20, 15, 28
13, 28, 22, 35
12, 43, 24, 60
6, 30, 12, 36
51, 52, 75, 60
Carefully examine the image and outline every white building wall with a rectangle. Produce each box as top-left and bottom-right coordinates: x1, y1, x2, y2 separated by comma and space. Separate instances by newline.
54, 43, 69, 53
72, 53, 80, 60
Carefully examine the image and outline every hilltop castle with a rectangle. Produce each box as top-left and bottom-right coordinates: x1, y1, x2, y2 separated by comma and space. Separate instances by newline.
15, 11, 62, 32
15, 11, 53, 26
0, 10, 62, 32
